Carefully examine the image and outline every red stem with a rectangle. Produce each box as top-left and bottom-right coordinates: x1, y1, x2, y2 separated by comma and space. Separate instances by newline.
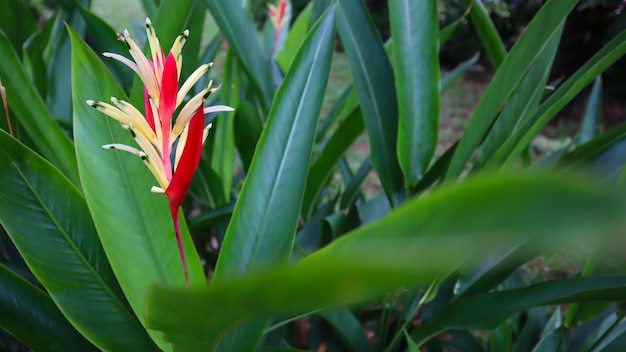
170, 205, 189, 285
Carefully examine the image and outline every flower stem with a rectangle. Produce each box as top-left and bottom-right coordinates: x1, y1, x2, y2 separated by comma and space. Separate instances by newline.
169, 205, 189, 285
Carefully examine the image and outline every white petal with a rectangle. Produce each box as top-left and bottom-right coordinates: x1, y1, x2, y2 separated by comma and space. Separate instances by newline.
103, 53, 140, 75
203, 105, 235, 115
151, 186, 165, 193
111, 98, 156, 141
176, 63, 211, 107
102, 143, 145, 157
172, 87, 208, 137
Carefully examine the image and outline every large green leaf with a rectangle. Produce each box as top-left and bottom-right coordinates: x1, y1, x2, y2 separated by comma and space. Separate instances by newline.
319, 309, 371, 352
0, 31, 78, 184
556, 122, 626, 170
465, 0, 507, 69
233, 99, 263, 173
152, 0, 197, 56
204, 0, 275, 112
0, 0, 37, 57
338, 0, 404, 205
179, 0, 207, 80
445, 0, 577, 180
475, 24, 562, 169
0, 130, 157, 350
168, 6, 336, 351
77, 4, 134, 92
302, 107, 364, 218
0, 264, 95, 351
146, 173, 625, 349
46, 1, 89, 123
69, 26, 204, 350
491, 29, 626, 170
210, 51, 238, 203
212, 3, 336, 281
578, 76, 603, 146
390, 0, 439, 187
410, 276, 626, 346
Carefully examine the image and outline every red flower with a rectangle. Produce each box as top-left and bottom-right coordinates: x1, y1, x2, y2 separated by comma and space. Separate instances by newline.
87, 18, 233, 283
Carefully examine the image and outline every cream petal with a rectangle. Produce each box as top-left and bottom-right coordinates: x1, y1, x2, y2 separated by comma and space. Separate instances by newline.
111, 98, 157, 142
176, 63, 211, 107
203, 105, 235, 115
172, 87, 209, 138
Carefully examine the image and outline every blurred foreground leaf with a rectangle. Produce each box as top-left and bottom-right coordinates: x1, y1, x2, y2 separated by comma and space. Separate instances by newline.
146, 173, 625, 350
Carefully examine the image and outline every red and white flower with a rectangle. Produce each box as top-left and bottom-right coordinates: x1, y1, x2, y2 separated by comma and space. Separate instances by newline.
87, 18, 233, 283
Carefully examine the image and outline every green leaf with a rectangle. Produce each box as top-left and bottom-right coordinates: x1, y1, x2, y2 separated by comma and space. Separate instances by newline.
319, 309, 371, 352
152, 0, 196, 54
390, 0, 439, 187
556, 122, 626, 171
476, 24, 562, 169
46, 3, 88, 122
233, 100, 263, 173
146, 173, 625, 350
0, 31, 79, 185
77, 4, 134, 92
0, 0, 37, 57
405, 330, 420, 352
435, 276, 626, 331
440, 53, 479, 92
311, 0, 333, 29
578, 76, 603, 146
23, 16, 55, 99
445, 0, 577, 180
302, 107, 364, 218
69, 26, 204, 350
493, 28, 626, 170
179, 0, 206, 80
338, 0, 404, 205
140, 0, 158, 18
0, 264, 95, 351
0, 130, 157, 351
210, 51, 238, 203
213, 2, 337, 279
439, 2, 471, 47
465, 0, 507, 69
204, 0, 275, 112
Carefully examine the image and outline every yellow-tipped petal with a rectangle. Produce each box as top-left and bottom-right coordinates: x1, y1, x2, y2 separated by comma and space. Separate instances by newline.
122, 29, 160, 99
88, 100, 133, 126
124, 124, 165, 177
147, 96, 163, 146
103, 53, 140, 75
173, 123, 189, 170
145, 18, 165, 82
170, 29, 189, 77
111, 98, 157, 142
102, 143, 145, 157
202, 123, 212, 144
172, 87, 208, 137
176, 63, 211, 107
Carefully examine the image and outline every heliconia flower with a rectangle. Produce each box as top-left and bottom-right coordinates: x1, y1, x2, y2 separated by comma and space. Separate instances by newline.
268, 0, 291, 56
86, 18, 234, 283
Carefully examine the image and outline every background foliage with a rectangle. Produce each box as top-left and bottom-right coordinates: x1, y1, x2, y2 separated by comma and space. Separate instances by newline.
1, 0, 626, 351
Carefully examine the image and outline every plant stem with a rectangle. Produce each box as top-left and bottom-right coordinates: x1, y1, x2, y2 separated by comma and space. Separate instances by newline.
170, 205, 189, 285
